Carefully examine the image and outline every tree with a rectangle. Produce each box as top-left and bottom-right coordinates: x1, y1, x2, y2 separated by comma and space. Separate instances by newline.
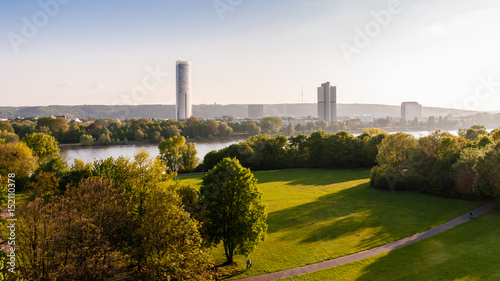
16, 177, 133, 280
458, 125, 488, 141
180, 142, 199, 173
139, 186, 213, 280
97, 133, 112, 145
23, 132, 67, 175
0, 122, 14, 133
285, 123, 295, 136
166, 125, 182, 138
79, 134, 94, 145
150, 131, 164, 143
248, 122, 261, 136
0, 142, 38, 180
0, 130, 19, 143
52, 117, 69, 134
134, 129, 146, 141
22, 133, 60, 166
475, 150, 500, 198
36, 117, 55, 132
200, 158, 267, 264
370, 132, 420, 191
317, 120, 328, 131
159, 136, 186, 174
260, 117, 282, 135
218, 122, 233, 138
158, 136, 199, 174
205, 119, 219, 137
27, 171, 59, 198
362, 127, 388, 137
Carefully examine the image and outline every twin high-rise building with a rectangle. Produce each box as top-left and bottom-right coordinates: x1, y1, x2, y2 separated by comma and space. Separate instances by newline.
317, 82, 337, 123
176, 60, 192, 121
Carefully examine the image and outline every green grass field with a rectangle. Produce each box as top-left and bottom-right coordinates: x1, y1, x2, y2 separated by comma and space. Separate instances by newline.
178, 169, 484, 279
284, 208, 500, 281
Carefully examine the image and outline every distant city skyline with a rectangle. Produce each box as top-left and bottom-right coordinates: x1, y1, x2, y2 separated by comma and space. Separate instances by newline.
1, 0, 499, 111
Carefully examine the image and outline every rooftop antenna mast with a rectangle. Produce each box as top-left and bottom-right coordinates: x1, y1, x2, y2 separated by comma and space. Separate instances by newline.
301, 85, 303, 104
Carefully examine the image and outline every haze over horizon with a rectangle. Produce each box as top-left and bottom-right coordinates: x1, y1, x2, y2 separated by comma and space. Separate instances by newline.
1, 0, 499, 111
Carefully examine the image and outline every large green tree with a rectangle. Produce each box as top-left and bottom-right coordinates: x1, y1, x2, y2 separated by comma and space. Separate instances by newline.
200, 158, 267, 264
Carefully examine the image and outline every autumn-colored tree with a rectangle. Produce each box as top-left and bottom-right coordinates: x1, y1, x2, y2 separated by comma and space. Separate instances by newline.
0, 142, 38, 181
205, 119, 219, 137
22, 133, 60, 166
27, 171, 59, 198
0, 122, 14, 133
79, 134, 94, 145
158, 136, 199, 174
51, 117, 69, 134
17, 177, 133, 280
0, 130, 19, 143
139, 186, 213, 280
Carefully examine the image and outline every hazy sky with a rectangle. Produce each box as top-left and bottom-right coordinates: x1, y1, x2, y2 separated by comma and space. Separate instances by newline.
1, 0, 500, 111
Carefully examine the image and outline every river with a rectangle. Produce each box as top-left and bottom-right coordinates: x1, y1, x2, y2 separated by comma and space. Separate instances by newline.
59, 139, 244, 165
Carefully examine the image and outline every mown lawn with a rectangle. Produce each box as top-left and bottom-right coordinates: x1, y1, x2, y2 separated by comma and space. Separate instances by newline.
285, 208, 500, 281
178, 169, 484, 279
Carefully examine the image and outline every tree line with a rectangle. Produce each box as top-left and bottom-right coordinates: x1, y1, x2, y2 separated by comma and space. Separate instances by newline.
370, 125, 500, 200
201, 127, 387, 171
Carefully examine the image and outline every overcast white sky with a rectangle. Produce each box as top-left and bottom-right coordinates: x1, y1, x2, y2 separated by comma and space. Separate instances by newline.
1, 0, 499, 111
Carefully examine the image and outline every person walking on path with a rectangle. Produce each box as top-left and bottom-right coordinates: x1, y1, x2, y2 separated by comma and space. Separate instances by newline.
470, 211, 474, 219
246, 259, 252, 270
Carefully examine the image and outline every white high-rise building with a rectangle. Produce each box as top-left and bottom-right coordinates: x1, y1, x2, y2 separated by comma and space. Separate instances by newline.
176, 60, 192, 120
317, 82, 337, 123
401, 102, 422, 121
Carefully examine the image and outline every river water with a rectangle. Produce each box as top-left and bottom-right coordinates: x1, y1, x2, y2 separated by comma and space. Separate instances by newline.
59, 139, 244, 165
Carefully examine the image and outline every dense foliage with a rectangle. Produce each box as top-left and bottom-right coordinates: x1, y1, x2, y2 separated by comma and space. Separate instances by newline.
370, 127, 500, 200
0, 144, 214, 280
201, 130, 387, 171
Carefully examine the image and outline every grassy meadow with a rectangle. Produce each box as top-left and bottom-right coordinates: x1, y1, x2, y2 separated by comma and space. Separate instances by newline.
178, 169, 484, 279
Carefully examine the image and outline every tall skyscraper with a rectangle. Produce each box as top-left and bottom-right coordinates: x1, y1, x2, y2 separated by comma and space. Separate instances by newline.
317, 82, 337, 123
401, 102, 422, 121
176, 60, 192, 120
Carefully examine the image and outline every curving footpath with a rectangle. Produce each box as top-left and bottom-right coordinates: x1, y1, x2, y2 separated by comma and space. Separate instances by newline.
236, 200, 499, 281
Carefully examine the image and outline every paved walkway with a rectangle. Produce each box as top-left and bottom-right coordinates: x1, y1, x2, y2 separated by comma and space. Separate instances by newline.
236, 200, 499, 281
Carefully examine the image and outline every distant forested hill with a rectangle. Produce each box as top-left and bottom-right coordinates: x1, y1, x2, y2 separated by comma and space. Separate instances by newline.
0, 103, 479, 119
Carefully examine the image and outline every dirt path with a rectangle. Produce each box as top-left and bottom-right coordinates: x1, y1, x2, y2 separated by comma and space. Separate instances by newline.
236, 200, 499, 281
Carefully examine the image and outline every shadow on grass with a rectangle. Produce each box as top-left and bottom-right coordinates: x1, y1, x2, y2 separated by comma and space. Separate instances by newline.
266, 182, 389, 249
213, 262, 246, 280
266, 180, 470, 252
255, 168, 370, 186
